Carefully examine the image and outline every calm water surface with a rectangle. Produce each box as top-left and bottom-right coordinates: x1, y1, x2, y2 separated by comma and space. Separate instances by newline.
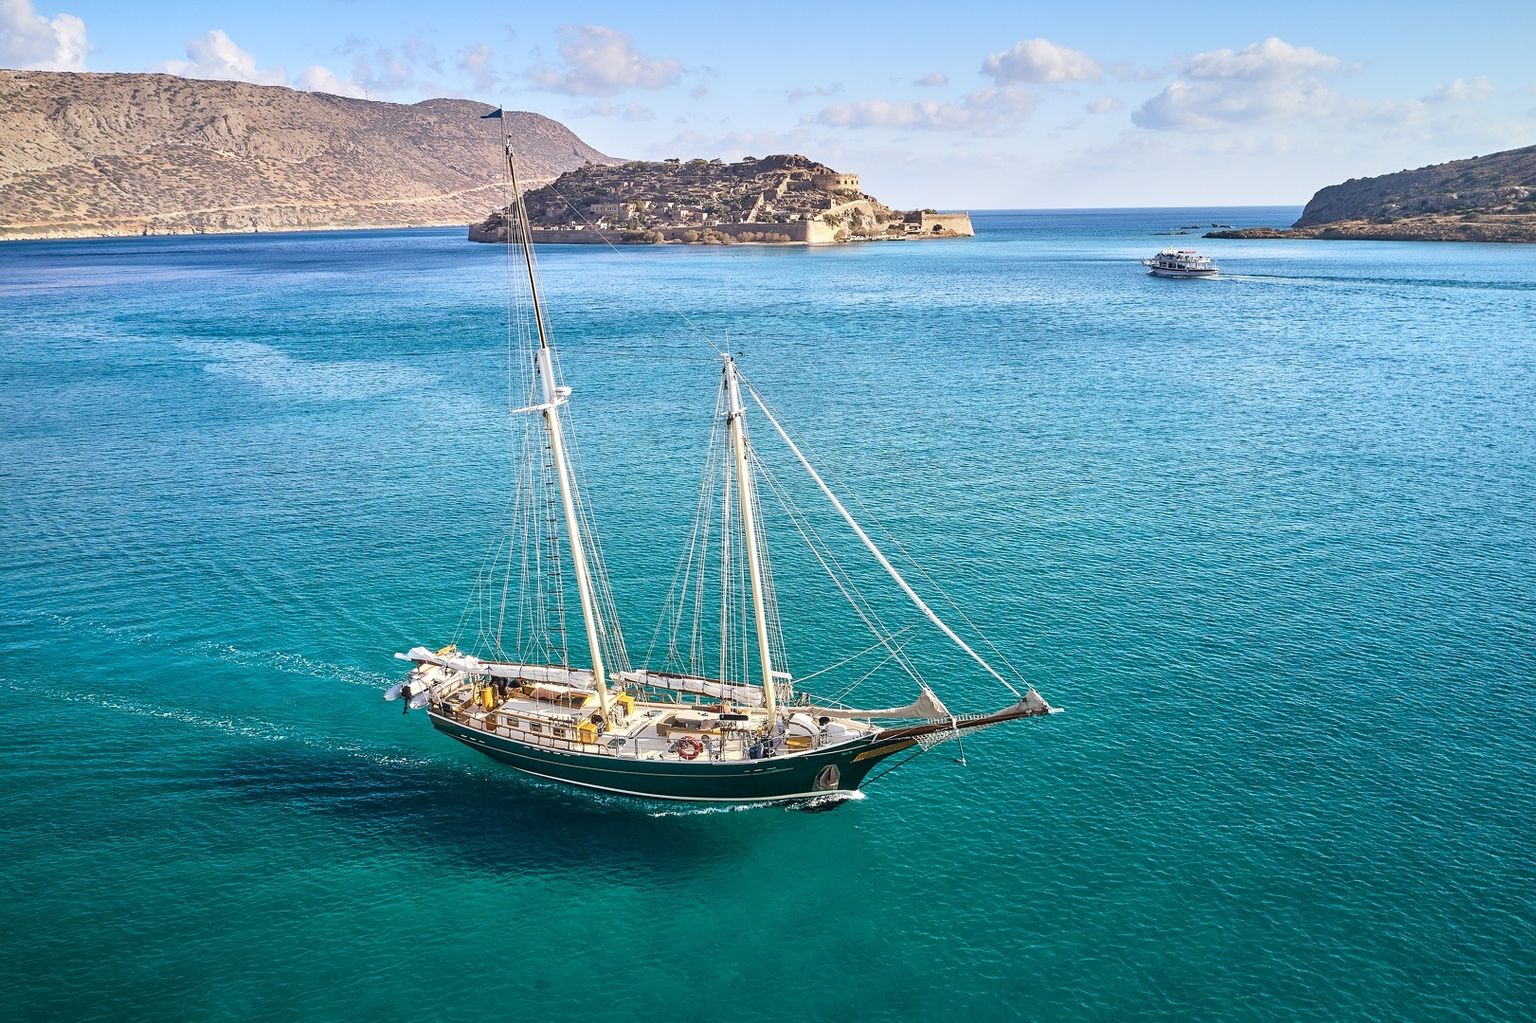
2, 209, 1533, 1021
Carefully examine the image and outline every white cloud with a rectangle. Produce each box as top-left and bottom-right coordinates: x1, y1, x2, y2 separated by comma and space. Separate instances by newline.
982, 38, 1100, 84
0, 0, 87, 71
568, 100, 654, 122
1424, 76, 1494, 104
154, 29, 365, 99
644, 128, 829, 163
808, 85, 1036, 133
354, 52, 411, 93
157, 29, 286, 87
787, 83, 842, 102
913, 72, 948, 88
460, 42, 496, 95
1085, 96, 1122, 114
341, 37, 440, 96
1183, 37, 1340, 80
1132, 37, 1344, 130
401, 35, 441, 74
528, 24, 681, 96
297, 64, 366, 99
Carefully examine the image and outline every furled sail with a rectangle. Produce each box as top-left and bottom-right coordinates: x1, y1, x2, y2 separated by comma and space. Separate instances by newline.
812, 687, 952, 720
396, 647, 594, 687
618, 669, 766, 708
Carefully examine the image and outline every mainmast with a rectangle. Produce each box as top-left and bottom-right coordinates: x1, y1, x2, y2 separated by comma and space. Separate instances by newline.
722, 356, 779, 723
503, 132, 614, 724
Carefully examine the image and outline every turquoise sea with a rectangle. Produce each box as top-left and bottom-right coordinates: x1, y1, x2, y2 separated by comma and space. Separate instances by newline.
2, 209, 1534, 1021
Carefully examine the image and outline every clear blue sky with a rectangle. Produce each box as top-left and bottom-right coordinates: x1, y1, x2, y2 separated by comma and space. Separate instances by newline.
7, 0, 1534, 207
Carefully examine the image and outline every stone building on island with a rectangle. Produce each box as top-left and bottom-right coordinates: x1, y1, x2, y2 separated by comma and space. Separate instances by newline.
811, 172, 861, 194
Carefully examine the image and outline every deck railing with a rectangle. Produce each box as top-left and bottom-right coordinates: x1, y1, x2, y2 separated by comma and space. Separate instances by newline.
442, 705, 830, 762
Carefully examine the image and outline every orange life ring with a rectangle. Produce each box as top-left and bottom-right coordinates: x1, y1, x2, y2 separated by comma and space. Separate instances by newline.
676, 737, 704, 761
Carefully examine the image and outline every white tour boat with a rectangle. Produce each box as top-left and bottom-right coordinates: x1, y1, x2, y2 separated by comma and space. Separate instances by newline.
1142, 249, 1219, 278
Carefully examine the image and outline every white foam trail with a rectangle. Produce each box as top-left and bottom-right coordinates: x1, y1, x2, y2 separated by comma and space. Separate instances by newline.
0, 680, 457, 775
173, 339, 439, 402
647, 790, 867, 817
36, 611, 395, 689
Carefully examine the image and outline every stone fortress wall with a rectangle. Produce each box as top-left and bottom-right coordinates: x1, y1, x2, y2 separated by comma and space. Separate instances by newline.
523, 220, 838, 245
916, 212, 974, 236
811, 172, 861, 193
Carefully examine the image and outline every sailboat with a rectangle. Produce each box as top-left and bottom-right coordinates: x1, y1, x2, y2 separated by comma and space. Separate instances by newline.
386, 122, 1056, 804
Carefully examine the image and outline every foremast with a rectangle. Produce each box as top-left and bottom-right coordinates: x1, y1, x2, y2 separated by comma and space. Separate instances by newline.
502, 132, 614, 725
722, 356, 780, 724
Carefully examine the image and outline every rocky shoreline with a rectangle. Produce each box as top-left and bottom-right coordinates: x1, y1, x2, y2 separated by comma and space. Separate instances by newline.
1208, 216, 1536, 243
1209, 144, 1536, 244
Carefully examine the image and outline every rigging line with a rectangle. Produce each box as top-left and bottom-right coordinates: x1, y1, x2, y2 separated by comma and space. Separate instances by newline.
747, 373, 1029, 687
754, 452, 921, 687
544, 405, 625, 670
793, 625, 914, 686
494, 486, 520, 656
743, 377, 1025, 701
747, 457, 790, 681
759, 390, 1030, 686
649, 410, 723, 667
514, 415, 540, 657
843, 483, 1029, 683
753, 455, 926, 690
451, 520, 506, 646
757, 413, 982, 696
556, 400, 630, 668
542, 179, 727, 359
827, 637, 913, 705
681, 434, 716, 672
752, 445, 914, 673
646, 499, 697, 665
688, 399, 725, 673
864, 742, 939, 787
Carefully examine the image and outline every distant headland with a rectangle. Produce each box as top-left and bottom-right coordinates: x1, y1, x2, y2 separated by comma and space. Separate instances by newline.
469, 154, 973, 245
1207, 144, 1536, 243
0, 71, 613, 241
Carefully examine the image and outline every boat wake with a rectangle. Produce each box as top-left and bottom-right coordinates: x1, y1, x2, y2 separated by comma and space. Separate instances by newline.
647, 790, 867, 817
34, 611, 396, 690
24, 683, 460, 773
172, 339, 439, 402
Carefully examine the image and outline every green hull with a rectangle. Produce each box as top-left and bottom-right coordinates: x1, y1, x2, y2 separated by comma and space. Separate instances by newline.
430, 712, 913, 803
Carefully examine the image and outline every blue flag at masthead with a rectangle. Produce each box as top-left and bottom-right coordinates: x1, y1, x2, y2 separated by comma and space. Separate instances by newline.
480, 107, 503, 119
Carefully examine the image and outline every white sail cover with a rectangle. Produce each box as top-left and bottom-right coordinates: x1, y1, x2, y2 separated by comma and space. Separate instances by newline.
397, 648, 595, 687
618, 669, 766, 708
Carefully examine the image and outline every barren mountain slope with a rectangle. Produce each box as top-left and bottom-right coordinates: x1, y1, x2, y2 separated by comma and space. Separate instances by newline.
0, 71, 615, 240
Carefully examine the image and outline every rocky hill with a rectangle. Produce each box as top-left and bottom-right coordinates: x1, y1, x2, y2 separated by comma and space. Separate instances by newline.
470, 154, 973, 245
1208, 144, 1536, 243
0, 70, 614, 241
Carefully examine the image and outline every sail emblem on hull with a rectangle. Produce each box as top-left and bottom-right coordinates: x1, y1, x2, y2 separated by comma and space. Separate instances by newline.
384, 113, 1057, 805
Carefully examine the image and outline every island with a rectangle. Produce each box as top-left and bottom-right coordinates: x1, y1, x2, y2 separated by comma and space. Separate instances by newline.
469, 154, 974, 245
1207, 143, 1536, 243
